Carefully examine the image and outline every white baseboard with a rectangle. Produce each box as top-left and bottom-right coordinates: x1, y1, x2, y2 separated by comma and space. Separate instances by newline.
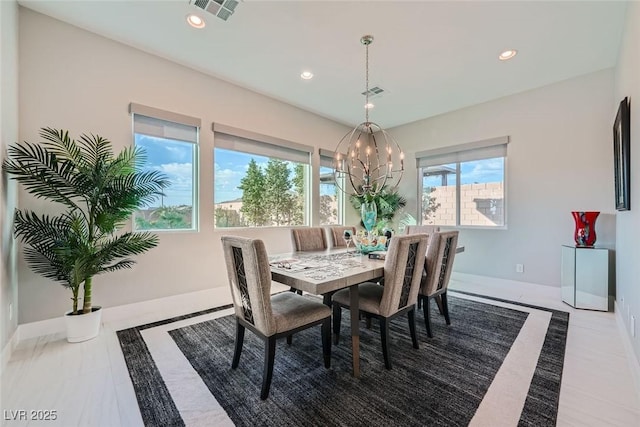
17, 287, 232, 341
15, 282, 290, 342
17, 316, 65, 341
451, 272, 561, 299
614, 300, 640, 406
1, 327, 19, 375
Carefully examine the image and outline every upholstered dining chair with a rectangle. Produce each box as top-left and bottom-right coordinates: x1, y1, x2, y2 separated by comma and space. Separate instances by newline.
289, 227, 328, 295
419, 230, 459, 338
327, 226, 357, 249
221, 235, 332, 400
405, 224, 441, 309
332, 233, 429, 369
291, 227, 328, 252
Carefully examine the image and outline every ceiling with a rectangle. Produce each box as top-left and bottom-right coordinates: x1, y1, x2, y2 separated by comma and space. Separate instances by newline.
19, 1, 628, 128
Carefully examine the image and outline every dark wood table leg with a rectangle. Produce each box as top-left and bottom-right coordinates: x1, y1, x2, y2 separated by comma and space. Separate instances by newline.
349, 284, 360, 378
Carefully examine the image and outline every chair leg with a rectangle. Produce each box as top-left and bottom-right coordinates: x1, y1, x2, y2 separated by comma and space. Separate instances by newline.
423, 296, 433, 338
442, 292, 451, 325
332, 303, 341, 345
321, 317, 331, 368
260, 336, 277, 400
365, 314, 372, 329
435, 294, 445, 315
231, 319, 245, 369
408, 308, 419, 349
380, 317, 392, 369
286, 335, 293, 345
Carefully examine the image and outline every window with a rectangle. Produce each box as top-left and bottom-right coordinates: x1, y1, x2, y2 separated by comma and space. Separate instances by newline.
319, 149, 344, 225
130, 104, 199, 231
213, 125, 311, 228
416, 136, 508, 227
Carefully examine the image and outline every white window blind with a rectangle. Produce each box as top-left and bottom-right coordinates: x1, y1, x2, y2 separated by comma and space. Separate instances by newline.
319, 148, 337, 168
213, 124, 312, 164
415, 136, 509, 168
130, 103, 200, 143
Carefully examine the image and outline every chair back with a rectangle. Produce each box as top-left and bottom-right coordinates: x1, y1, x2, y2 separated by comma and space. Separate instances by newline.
378, 233, 429, 317
291, 227, 328, 252
421, 231, 459, 297
328, 226, 357, 248
405, 224, 440, 238
221, 235, 276, 336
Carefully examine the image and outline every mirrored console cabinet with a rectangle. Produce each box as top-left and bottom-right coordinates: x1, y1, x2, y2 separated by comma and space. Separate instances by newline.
561, 245, 614, 311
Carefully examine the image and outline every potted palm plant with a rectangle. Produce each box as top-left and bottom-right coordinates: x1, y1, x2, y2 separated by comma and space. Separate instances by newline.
2, 127, 168, 342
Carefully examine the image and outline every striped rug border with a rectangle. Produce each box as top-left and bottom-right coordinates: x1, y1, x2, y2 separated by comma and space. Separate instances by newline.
449, 290, 569, 426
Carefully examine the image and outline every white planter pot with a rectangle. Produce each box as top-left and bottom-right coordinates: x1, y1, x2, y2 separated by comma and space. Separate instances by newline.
64, 306, 102, 343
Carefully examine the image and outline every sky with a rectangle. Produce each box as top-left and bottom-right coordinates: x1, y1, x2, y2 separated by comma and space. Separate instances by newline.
423, 158, 504, 187
136, 135, 194, 207
137, 134, 503, 207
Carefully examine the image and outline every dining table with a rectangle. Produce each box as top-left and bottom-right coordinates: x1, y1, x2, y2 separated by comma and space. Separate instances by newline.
270, 248, 383, 378
269, 244, 465, 378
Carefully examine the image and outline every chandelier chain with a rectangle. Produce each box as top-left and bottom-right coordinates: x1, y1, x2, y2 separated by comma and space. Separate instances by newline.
365, 40, 369, 123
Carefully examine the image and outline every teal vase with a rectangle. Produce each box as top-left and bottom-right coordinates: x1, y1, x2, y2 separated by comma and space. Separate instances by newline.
361, 200, 377, 233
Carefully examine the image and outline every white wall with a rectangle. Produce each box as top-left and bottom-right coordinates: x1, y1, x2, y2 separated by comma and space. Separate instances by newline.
17, 9, 351, 323
614, 1, 640, 363
1, 0, 19, 354
391, 69, 616, 287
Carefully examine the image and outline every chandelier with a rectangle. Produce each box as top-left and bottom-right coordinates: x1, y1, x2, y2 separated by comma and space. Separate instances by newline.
334, 35, 404, 197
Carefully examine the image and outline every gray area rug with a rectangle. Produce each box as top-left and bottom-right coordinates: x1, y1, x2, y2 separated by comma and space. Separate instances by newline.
117, 294, 568, 427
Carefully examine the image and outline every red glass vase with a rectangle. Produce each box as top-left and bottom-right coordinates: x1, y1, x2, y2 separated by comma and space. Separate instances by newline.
571, 211, 600, 247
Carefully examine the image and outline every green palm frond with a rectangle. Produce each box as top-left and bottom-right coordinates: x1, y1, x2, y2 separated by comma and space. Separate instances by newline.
23, 248, 70, 285
95, 232, 159, 262
89, 232, 158, 277
3, 142, 82, 211
39, 128, 83, 165
76, 133, 114, 168
99, 260, 137, 274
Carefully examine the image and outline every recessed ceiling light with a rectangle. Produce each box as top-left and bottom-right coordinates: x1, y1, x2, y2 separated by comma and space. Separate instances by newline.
364, 103, 375, 109
499, 49, 518, 61
186, 14, 206, 29
300, 71, 314, 80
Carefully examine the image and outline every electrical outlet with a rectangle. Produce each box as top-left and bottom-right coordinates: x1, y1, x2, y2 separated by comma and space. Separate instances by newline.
9, 303, 12, 321
516, 264, 524, 273
631, 315, 636, 338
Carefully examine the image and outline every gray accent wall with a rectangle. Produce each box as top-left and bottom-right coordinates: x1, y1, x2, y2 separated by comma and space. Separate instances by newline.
1, 0, 19, 357
614, 1, 640, 367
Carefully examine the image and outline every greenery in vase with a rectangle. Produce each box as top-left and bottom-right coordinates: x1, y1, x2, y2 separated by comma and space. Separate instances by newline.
2, 127, 169, 315
350, 186, 407, 234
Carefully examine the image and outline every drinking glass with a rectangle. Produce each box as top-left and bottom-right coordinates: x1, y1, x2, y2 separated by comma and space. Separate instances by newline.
343, 231, 353, 253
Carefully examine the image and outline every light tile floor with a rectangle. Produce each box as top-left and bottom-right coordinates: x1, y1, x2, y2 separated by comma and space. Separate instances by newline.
1, 277, 639, 426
